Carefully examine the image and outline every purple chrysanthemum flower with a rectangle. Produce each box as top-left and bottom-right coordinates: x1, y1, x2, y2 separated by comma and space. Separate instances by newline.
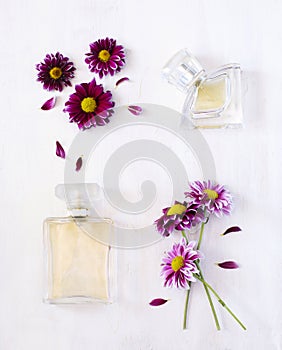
185, 180, 232, 217
85, 38, 125, 78
161, 238, 201, 289
154, 201, 188, 237
64, 79, 115, 130
36, 52, 76, 91
175, 203, 205, 230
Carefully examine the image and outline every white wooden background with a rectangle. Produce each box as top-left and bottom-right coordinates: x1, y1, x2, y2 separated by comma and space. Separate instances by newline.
0, 0, 281, 349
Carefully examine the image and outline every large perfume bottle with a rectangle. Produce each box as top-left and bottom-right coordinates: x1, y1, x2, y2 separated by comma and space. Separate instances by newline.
43, 183, 115, 304
162, 49, 243, 128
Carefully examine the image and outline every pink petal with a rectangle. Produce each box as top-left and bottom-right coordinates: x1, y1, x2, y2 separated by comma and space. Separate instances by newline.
217, 261, 239, 269
149, 298, 169, 306
115, 77, 129, 87
41, 96, 56, 110
56, 141, 65, 159
221, 226, 242, 236
128, 105, 143, 116
76, 156, 83, 172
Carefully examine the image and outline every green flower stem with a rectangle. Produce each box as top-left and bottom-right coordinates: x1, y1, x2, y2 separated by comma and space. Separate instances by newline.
197, 211, 208, 250
196, 221, 220, 330
181, 230, 188, 244
197, 221, 205, 249
195, 261, 220, 331
194, 274, 247, 330
181, 230, 190, 329
183, 282, 191, 329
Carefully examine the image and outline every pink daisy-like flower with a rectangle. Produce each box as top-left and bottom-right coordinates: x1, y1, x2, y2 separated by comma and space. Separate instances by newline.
161, 239, 201, 289
185, 180, 232, 217
64, 79, 115, 130
36, 52, 76, 91
154, 201, 188, 237
85, 38, 125, 78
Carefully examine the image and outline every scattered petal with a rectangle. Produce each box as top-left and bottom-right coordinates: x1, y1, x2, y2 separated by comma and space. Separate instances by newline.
221, 226, 242, 236
41, 96, 56, 110
56, 141, 65, 159
76, 156, 83, 172
115, 77, 129, 87
217, 261, 239, 269
149, 298, 169, 306
128, 105, 142, 116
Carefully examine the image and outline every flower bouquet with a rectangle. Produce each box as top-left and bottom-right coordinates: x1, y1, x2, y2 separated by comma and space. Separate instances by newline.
150, 180, 246, 331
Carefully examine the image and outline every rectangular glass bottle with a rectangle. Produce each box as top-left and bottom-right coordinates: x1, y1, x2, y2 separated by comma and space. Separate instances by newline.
43, 184, 115, 304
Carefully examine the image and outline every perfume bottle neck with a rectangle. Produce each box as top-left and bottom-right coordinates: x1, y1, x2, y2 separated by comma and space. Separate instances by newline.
69, 208, 89, 218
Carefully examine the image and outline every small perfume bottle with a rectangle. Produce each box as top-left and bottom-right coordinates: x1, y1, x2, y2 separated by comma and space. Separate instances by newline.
43, 183, 115, 304
162, 49, 243, 128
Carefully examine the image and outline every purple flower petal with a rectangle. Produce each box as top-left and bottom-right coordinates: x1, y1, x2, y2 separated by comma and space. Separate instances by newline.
128, 105, 143, 116
115, 77, 129, 87
149, 298, 169, 306
76, 156, 83, 172
217, 261, 239, 269
41, 96, 56, 110
221, 226, 242, 236
56, 141, 65, 159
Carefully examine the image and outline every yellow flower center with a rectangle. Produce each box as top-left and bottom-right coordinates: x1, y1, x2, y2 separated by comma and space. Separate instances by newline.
49, 67, 62, 80
171, 256, 184, 272
204, 189, 218, 200
81, 97, 97, 113
98, 49, 111, 62
167, 204, 186, 216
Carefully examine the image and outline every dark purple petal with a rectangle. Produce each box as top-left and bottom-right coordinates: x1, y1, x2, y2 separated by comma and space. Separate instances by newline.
221, 226, 242, 236
76, 156, 83, 172
41, 96, 56, 110
56, 141, 65, 159
128, 105, 143, 116
149, 298, 169, 306
115, 77, 129, 87
217, 261, 239, 269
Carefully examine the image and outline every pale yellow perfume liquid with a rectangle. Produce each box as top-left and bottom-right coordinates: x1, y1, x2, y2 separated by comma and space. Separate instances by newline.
193, 76, 226, 112
47, 221, 110, 301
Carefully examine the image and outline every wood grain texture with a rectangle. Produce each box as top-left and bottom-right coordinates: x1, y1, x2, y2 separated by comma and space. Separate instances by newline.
0, 0, 280, 349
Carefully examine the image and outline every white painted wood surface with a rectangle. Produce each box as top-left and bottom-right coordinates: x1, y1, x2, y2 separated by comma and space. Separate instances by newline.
0, 0, 281, 348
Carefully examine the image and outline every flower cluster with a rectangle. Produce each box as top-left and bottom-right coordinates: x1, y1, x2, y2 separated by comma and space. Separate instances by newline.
155, 180, 232, 238
36, 37, 126, 131
151, 180, 246, 331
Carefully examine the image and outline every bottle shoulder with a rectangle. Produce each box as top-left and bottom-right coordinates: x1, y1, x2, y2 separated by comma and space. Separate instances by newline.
44, 216, 113, 225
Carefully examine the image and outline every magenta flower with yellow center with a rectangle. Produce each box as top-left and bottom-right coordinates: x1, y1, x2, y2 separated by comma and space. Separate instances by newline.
85, 37, 125, 78
36, 52, 76, 91
185, 180, 232, 217
64, 79, 114, 130
161, 238, 201, 289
